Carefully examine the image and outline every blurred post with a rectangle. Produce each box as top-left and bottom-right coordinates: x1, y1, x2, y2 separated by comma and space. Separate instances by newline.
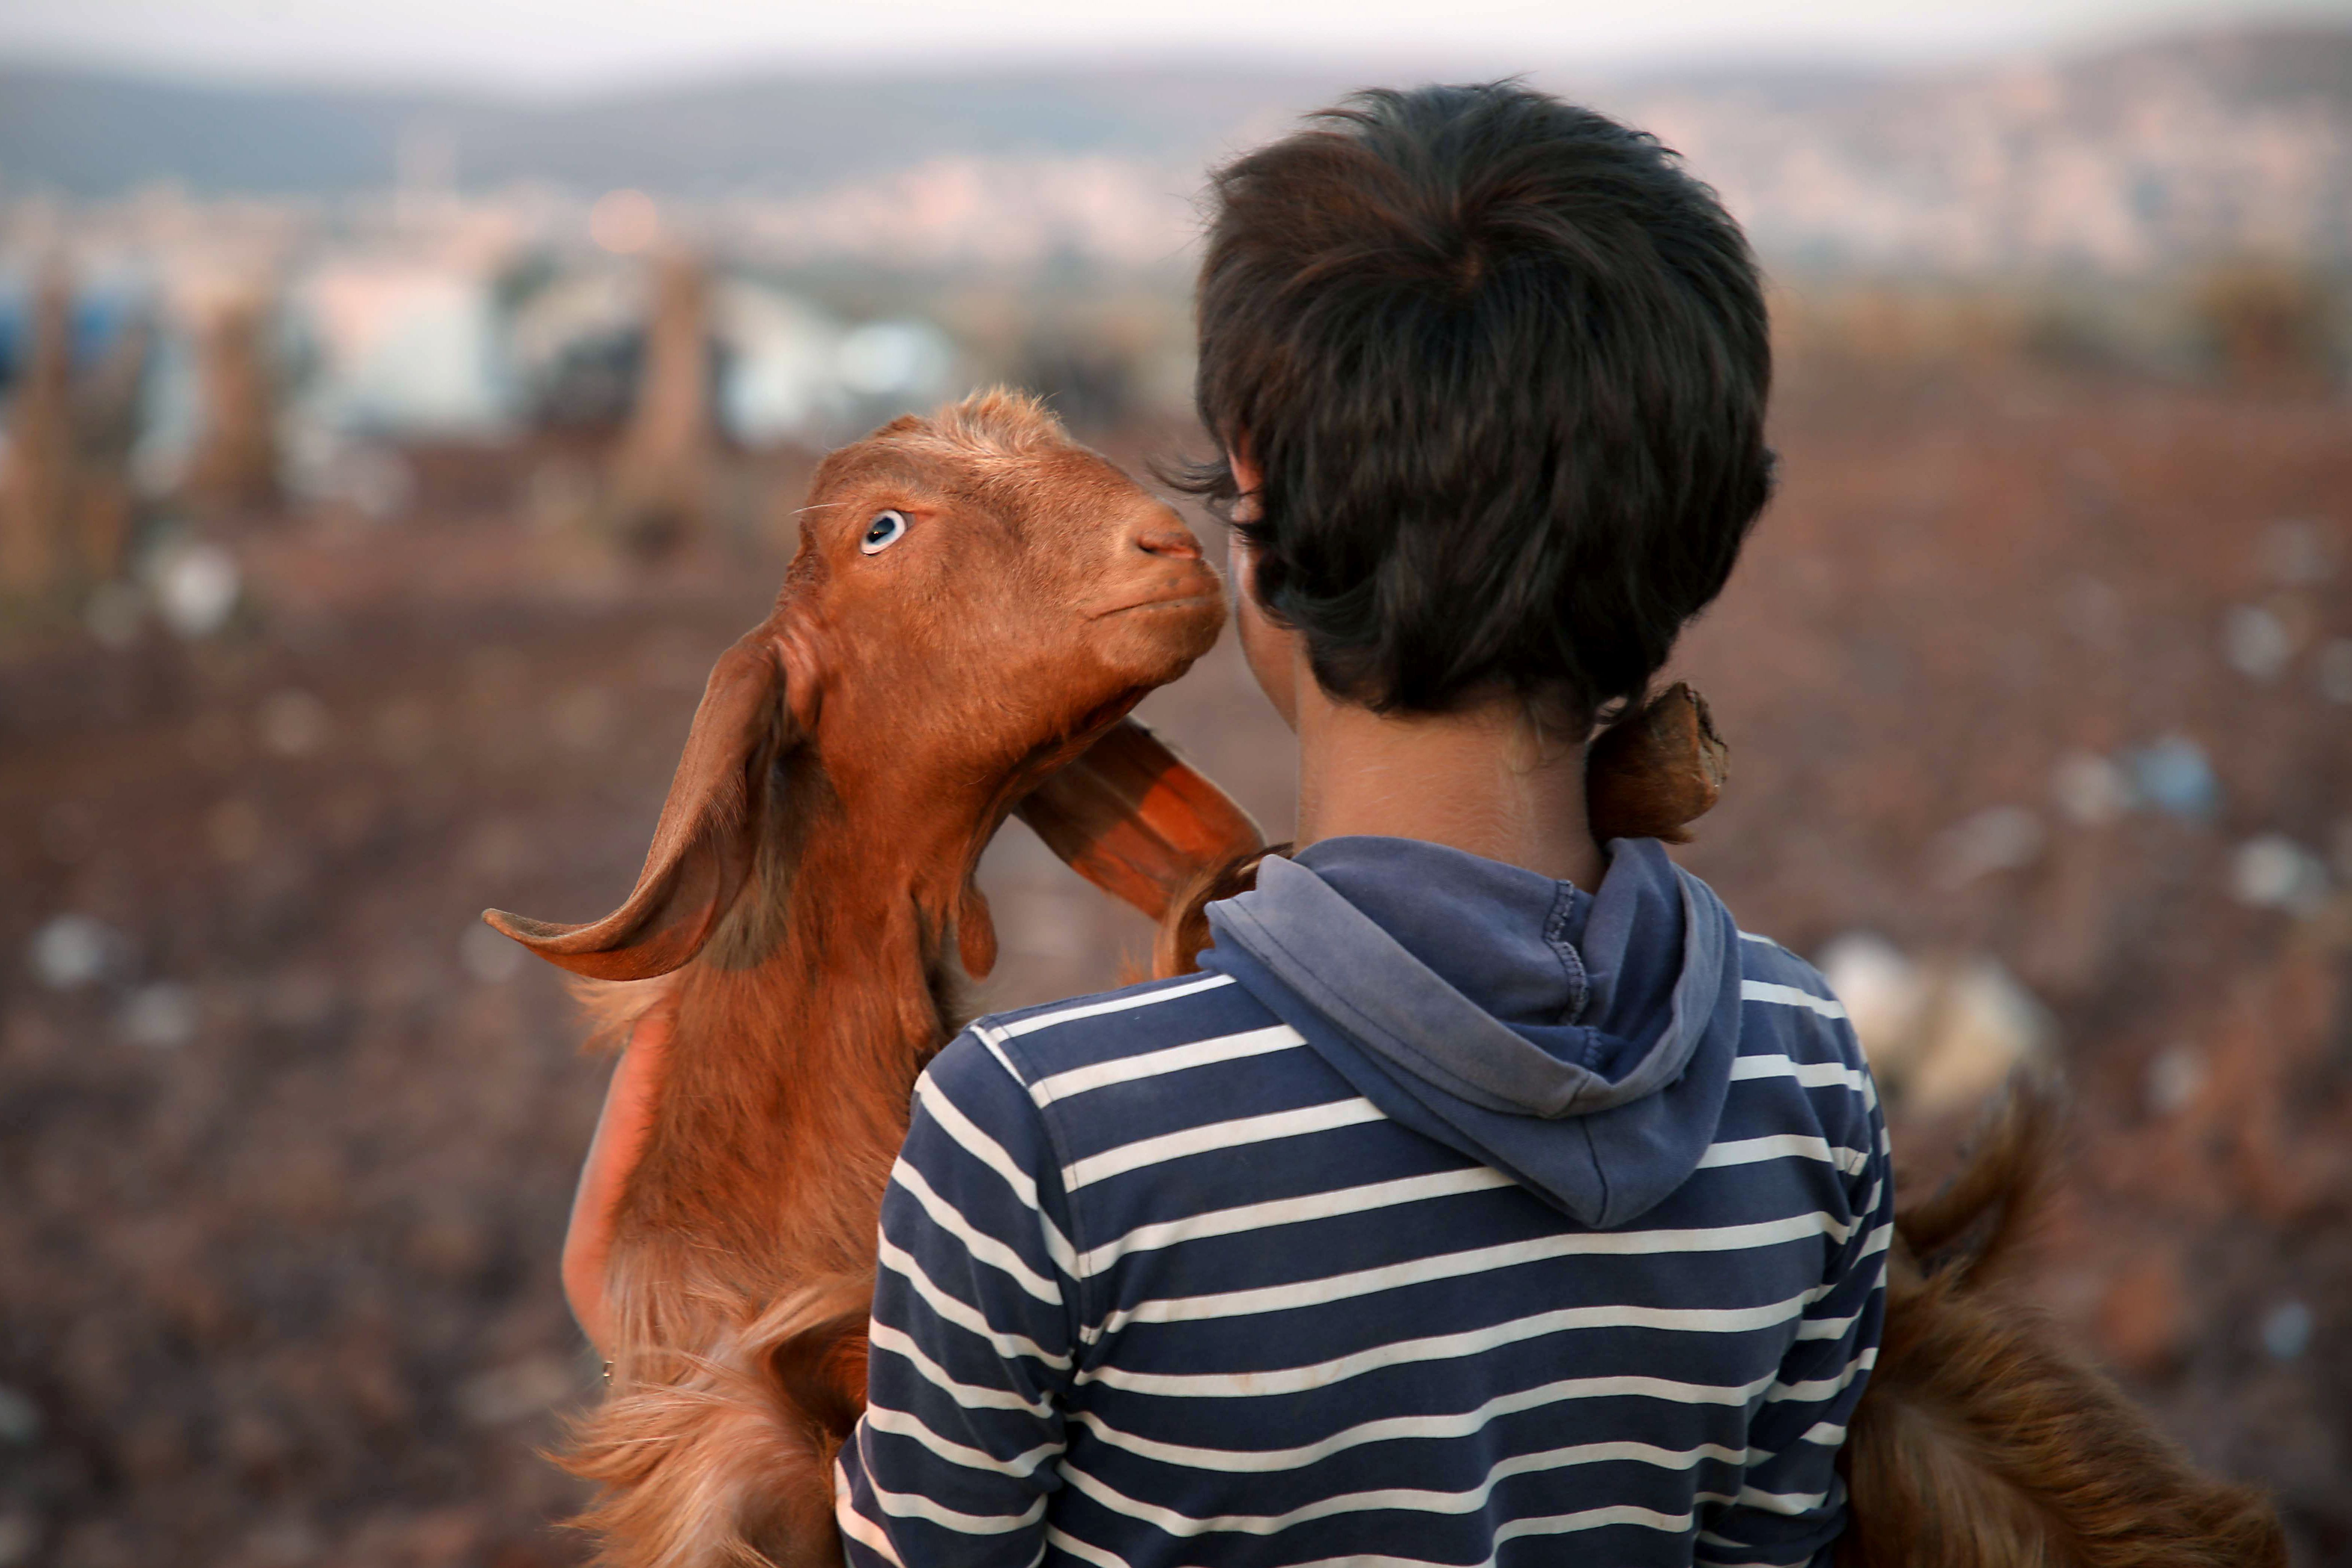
70, 311, 151, 582
604, 250, 713, 560
0, 269, 75, 599
184, 292, 281, 514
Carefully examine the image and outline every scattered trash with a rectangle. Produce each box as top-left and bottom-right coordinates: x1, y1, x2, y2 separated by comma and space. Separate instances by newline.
2145, 1042, 2207, 1115
2261, 1300, 2314, 1361
118, 983, 198, 1050
2125, 735, 2220, 820
27, 915, 127, 991
2052, 751, 2132, 826
455, 1355, 577, 1426
0, 1386, 40, 1445
152, 542, 241, 638
2318, 638, 2352, 705
258, 690, 333, 758
1935, 805, 2045, 886
1816, 934, 2053, 1118
2221, 604, 2292, 681
459, 923, 523, 984
2230, 834, 2330, 914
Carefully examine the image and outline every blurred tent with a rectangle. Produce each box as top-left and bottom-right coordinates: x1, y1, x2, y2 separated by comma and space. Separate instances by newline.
289, 260, 513, 437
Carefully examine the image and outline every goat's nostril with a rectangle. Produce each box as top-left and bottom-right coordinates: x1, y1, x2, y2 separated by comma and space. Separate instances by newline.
1134, 528, 1202, 561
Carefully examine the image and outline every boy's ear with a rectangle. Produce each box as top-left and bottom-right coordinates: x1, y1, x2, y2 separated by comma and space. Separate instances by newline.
1586, 683, 1728, 845
483, 632, 799, 980
1016, 717, 1264, 923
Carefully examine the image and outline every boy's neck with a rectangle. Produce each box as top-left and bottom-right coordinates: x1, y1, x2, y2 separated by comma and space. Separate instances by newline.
1292, 680, 1605, 891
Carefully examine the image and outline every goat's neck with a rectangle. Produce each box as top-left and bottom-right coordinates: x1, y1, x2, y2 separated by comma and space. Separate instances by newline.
623, 780, 994, 1291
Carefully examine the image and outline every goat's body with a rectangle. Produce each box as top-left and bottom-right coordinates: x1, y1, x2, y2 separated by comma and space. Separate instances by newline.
563, 802, 966, 1567
1837, 1090, 2287, 1568
490, 392, 1239, 1567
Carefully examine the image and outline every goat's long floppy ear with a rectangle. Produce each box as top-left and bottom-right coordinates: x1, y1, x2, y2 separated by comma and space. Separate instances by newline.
1586, 683, 1728, 845
483, 634, 794, 981
1015, 717, 1264, 924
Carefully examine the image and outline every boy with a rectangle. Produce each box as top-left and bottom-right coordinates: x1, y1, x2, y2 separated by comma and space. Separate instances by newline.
829, 83, 1890, 1568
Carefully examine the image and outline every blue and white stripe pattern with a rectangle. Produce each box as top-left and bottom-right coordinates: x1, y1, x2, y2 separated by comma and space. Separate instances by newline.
837, 937, 1891, 1567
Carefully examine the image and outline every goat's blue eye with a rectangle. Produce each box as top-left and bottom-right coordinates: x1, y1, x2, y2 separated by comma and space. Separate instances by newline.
860, 510, 908, 554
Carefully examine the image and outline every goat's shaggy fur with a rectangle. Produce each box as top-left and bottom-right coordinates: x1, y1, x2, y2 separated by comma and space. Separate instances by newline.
1836, 1086, 2286, 1568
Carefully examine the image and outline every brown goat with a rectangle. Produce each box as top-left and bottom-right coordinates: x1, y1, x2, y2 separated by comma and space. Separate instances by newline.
1833, 1084, 2287, 1568
485, 389, 1250, 1566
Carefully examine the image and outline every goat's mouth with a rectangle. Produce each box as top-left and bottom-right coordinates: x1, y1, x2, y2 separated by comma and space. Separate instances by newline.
1087, 589, 1223, 620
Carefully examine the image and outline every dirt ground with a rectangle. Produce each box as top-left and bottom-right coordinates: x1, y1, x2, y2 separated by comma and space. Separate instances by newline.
1, 372, 2348, 1565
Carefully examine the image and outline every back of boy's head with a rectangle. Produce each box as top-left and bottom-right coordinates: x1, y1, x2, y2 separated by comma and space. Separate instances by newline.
1185, 81, 1773, 729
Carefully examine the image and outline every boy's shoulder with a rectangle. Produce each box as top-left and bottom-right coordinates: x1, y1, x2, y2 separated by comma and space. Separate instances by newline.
948, 969, 1291, 1099
1725, 922, 1883, 1130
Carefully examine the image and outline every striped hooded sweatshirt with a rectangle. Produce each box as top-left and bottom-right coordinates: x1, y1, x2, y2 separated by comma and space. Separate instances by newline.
835, 834, 1893, 1568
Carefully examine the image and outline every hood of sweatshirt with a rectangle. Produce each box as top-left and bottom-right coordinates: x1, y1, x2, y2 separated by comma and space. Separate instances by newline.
1199, 834, 1743, 1229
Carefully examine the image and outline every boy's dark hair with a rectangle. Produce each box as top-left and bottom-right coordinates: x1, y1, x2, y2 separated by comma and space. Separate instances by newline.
1179, 82, 1773, 726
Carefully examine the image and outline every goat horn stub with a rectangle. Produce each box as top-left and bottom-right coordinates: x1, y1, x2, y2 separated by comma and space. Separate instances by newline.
1585, 683, 1728, 846
1017, 717, 1265, 924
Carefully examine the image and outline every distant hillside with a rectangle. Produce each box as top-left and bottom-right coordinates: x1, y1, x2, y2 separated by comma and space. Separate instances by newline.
2, 24, 2349, 273
0, 62, 1358, 197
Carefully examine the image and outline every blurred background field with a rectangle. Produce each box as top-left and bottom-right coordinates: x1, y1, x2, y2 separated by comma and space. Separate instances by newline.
2, 4, 2351, 1564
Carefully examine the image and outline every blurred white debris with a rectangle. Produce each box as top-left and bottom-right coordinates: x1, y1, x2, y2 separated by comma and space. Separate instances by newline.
1816, 934, 2053, 1118
2230, 834, 2331, 914
2318, 638, 2352, 705
152, 542, 241, 638
1935, 804, 2045, 886
119, 982, 198, 1049
456, 1354, 576, 1425
83, 581, 145, 649
2126, 735, 2219, 820
27, 914, 127, 990
2258, 518, 2336, 586
2221, 603, 2292, 681
258, 690, 333, 758
460, 922, 524, 984
2261, 1300, 2314, 1361
1815, 932, 1923, 1055
2052, 751, 2132, 826
2145, 1041, 2207, 1115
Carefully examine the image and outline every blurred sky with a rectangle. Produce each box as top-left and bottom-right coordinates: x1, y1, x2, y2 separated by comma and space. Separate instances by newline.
0, 0, 2345, 91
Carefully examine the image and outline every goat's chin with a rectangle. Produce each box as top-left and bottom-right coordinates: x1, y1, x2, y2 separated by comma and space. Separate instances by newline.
1096, 606, 1224, 686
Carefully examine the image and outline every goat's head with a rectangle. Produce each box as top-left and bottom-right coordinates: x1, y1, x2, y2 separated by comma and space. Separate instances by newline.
484, 389, 1224, 984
